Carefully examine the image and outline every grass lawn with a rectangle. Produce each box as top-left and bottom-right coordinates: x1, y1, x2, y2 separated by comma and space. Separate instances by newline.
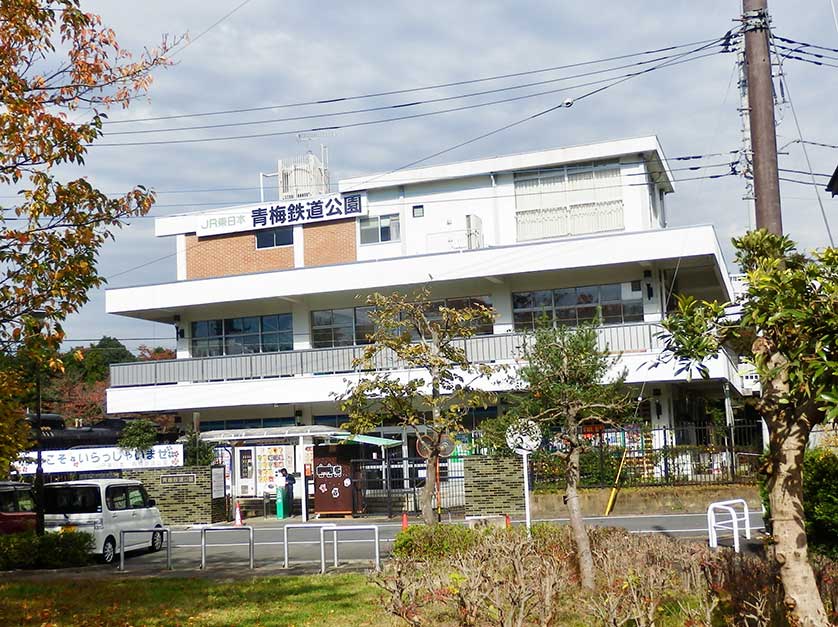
0, 574, 398, 627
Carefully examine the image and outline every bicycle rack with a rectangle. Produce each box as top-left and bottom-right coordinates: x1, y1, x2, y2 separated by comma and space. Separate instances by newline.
707, 499, 751, 553
320, 525, 381, 574
200, 526, 254, 569
118, 527, 172, 572
282, 523, 337, 569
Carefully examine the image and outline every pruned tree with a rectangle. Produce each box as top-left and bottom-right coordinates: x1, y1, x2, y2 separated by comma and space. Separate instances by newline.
658, 230, 837, 627
337, 288, 498, 525
0, 1, 177, 471
482, 321, 632, 590
117, 418, 158, 453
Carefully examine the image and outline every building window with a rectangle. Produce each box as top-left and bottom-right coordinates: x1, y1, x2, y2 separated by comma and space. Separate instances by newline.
512, 283, 643, 332
360, 214, 400, 244
514, 160, 624, 241
191, 313, 293, 357
255, 227, 293, 249
311, 296, 493, 349
412, 205, 424, 218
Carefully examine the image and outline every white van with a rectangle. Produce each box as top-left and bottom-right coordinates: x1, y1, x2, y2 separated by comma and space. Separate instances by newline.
44, 479, 165, 564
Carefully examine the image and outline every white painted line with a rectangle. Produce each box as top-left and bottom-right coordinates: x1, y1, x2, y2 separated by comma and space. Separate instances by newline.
172, 538, 393, 548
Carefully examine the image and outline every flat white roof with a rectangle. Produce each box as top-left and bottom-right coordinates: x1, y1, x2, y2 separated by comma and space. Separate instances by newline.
339, 135, 672, 193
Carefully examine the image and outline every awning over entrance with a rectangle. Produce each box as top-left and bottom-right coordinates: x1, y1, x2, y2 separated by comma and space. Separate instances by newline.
195, 425, 342, 444
194, 425, 401, 448
330, 433, 403, 448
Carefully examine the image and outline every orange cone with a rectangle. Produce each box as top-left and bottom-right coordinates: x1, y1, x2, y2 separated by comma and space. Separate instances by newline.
401, 511, 409, 531
234, 501, 243, 527
505, 514, 511, 528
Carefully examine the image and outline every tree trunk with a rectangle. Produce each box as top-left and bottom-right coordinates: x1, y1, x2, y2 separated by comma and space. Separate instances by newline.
566, 446, 595, 590
421, 451, 439, 525
766, 415, 829, 627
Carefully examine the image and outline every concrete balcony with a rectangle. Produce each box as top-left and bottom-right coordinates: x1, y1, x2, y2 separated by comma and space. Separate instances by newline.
110, 323, 665, 388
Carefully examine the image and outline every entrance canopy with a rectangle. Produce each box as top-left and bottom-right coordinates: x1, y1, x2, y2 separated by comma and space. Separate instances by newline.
194, 425, 401, 448
329, 433, 402, 448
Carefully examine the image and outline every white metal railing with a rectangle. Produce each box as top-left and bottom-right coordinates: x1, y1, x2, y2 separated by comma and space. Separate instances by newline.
110, 323, 664, 388
200, 526, 254, 569
283, 523, 338, 569
320, 525, 381, 573
118, 527, 172, 572
707, 499, 751, 553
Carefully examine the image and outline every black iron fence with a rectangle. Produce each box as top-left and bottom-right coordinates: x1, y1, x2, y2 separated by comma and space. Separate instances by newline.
351, 456, 465, 517
532, 424, 764, 489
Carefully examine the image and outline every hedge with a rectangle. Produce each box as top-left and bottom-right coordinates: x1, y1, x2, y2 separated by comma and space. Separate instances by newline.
0, 530, 94, 570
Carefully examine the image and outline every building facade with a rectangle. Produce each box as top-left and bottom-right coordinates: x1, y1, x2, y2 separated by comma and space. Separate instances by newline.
105, 136, 750, 499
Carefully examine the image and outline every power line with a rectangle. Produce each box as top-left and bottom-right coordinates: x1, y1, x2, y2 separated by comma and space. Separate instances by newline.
0, 162, 735, 219
774, 34, 838, 54
167, 0, 255, 60
351, 35, 733, 190
778, 167, 832, 178
104, 37, 727, 126
770, 32, 835, 246
91, 50, 724, 148
0, 150, 738, 201
103, 51, 726, 137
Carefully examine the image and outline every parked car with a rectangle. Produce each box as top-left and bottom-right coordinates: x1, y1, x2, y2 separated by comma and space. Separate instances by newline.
0, 482, 36, 534
43, 479, 164, 564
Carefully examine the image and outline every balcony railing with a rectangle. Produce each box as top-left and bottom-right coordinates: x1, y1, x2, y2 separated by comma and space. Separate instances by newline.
110, 322, 665, 388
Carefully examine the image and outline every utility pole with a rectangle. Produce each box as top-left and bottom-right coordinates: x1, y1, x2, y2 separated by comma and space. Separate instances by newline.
743, 0, 783, 235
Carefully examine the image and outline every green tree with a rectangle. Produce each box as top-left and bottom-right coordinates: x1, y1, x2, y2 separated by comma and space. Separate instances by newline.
337, 288, 498, 525
63, 337, 136, 384
184, 430, 216, 466
658, 230, 838, 627
0, 1, 176, 473
481, 321, 631, 590
117, 419, 157, 453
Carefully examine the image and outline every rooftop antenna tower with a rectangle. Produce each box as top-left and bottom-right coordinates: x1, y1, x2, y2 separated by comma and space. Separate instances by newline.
258, 134, 333, 202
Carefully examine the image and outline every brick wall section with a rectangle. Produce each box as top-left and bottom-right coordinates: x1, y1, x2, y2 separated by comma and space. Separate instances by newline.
303, 218, 357, 267
122, 466, 227, 526
464, 456, 525, 518
185, 233, 294, 279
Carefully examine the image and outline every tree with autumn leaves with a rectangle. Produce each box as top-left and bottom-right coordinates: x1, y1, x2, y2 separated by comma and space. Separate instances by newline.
0, 1, 177, 475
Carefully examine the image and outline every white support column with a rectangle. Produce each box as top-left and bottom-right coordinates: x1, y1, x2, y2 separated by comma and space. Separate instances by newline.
292, 301, 311, 350
490, 283, 513, 334
293, 225, 305, 268
176, 234, 187, 281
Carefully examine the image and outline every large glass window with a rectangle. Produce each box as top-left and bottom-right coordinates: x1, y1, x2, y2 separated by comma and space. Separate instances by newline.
255, 227, 293, 249
192, 313, 293, 357
360, 214, 400, 244
311, 296, 493, 349
512, 283, 643, 331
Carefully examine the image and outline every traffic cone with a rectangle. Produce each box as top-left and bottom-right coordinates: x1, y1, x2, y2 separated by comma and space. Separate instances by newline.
401, 511, 409, 532
234, 501, 243, 527
505, 514, 511, 528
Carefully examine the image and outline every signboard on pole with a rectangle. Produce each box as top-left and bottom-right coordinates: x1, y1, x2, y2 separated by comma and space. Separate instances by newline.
15, 444, 184, 474
506, 420, 541, 533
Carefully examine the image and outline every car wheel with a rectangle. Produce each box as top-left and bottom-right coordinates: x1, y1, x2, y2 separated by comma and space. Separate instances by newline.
150, 529, 163, 553
101, 537, 117, 564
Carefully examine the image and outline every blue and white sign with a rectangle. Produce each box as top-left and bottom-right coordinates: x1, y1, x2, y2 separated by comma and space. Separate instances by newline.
196, 192, 366, 237
14, 444, 184, 474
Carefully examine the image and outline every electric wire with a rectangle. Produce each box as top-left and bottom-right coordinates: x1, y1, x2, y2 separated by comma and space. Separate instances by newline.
103, 51, 729, 137
104, 37, 728, 126
91, 49, 725, 148
770, 31, 835, 245
167, 0, 255, 60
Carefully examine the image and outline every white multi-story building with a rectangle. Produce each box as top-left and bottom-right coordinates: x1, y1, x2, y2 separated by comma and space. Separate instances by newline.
105, 136, 748, 498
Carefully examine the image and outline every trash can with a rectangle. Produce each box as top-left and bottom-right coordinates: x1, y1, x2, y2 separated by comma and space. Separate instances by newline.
276, 485, 286, 520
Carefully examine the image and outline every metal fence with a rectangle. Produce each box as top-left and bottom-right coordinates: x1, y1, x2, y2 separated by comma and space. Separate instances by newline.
532, 424, 764, 488
110, 323, 665, 387
351, 456, 465, 516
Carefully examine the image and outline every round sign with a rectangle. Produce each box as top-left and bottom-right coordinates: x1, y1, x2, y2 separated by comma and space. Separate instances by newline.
505, 420, 542, 454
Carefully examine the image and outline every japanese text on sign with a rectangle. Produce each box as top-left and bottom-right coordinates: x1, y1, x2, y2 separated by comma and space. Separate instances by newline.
197, 193, 365, 237
14, 444, 184, 474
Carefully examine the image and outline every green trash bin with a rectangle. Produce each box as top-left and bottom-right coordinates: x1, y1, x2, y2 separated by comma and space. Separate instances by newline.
276, 485, 286, 520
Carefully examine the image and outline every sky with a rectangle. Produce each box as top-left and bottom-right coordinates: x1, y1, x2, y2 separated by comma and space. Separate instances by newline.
45, 0, 838, 353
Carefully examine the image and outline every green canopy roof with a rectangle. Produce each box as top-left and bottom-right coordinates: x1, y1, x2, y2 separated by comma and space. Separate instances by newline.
331, 433, 403, 448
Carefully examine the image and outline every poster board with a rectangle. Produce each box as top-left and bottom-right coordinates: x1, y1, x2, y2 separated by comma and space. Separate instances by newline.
313, 445, 356, 515
255, 445, 295, 494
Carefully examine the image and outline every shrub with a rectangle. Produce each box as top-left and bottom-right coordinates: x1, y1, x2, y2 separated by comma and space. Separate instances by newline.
392, 523, 480, 560
803, 448, 838, 558
0, 531, 94, 570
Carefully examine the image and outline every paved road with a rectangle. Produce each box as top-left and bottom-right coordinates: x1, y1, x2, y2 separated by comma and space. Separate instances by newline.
107, 510, 765, 575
